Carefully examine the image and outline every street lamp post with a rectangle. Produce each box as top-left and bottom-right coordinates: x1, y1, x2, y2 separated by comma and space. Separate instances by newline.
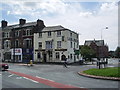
101, 27, 108, 40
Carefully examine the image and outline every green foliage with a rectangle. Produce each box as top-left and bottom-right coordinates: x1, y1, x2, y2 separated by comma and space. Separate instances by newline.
114, 47, 120, 58
80, 45, 96, 60
83, 67, 120, 77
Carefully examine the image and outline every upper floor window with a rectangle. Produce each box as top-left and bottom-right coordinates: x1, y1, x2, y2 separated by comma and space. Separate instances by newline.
70, 32, 72, 36
24, 39, 32, 48
57, 31, 61, 37
48, 31, 51, 37
23, 29, 32, 36
57, 41, 61, 48
62, 36, 64, 41
46, 41, 53, 49
76, 34, 78, 39
38, 42, 42, 49
4, 40, 10, 48
74, 42, 75, 48
15, 40, 19, 48
71, 41, 72, 48
77, 42, 79, 48
26, 30, 30, 36
3, 32, 10, 38
39, 32, 42, 38
15, 31, 19, 37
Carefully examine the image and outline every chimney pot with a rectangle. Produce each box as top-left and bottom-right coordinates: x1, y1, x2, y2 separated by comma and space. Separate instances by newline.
19, 19, 26, 25
1, 20, 8, 28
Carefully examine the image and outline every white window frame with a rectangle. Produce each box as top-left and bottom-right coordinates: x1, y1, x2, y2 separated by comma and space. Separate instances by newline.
56, 52, 60, 59
57, 41, 61, 48
57, 31, 61, 37
39, 32, 42, 38
38, 42, 42, 49
48, 31, 51, 37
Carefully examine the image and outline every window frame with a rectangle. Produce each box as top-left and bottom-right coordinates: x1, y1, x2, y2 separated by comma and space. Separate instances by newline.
57, 41, 61, 48
57, 31, 61, 37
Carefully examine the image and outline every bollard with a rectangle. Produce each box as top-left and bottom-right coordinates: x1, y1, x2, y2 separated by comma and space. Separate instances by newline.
30, 60, 33, 66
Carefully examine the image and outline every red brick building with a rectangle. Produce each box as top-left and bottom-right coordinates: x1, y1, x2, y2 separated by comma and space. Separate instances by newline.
1, 19, 45, 62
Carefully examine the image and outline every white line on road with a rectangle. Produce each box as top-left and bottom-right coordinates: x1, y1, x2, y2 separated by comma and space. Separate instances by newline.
16, 77, 22, 79
8, 74, 14, 77
36, 76, 55, 82
23, 77, 39, 83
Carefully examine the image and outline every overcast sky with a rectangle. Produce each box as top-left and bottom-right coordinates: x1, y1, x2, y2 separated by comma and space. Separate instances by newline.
0, 0, 119, 51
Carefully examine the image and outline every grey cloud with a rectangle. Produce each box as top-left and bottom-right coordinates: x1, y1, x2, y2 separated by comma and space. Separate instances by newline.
24, 2, 37, 7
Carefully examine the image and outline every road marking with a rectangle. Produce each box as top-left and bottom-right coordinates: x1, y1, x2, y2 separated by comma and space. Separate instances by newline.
8, 70, 87, 89
8, 74, 14, 77
16, 77, 22, 79
23, 77, 39, 83
36, 76, 55, 82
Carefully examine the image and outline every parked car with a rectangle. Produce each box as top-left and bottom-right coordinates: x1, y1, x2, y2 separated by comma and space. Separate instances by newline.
0, 63, 9, 70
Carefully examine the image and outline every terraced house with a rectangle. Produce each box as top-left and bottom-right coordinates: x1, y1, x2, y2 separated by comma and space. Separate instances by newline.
34, 25, 80, 63
1, 19, 45, 62
1, 19, 80, 63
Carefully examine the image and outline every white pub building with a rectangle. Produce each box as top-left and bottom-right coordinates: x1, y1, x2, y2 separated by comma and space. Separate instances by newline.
34, 25, 80, 63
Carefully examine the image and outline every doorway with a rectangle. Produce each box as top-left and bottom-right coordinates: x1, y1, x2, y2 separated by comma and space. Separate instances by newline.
43, 53, 46, 63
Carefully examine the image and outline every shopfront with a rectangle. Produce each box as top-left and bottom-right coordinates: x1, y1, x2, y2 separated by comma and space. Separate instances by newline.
11, 48, 22, 62
22, 48, 33, 63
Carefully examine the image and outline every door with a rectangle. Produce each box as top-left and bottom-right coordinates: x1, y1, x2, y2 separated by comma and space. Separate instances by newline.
43, 53, 46, 63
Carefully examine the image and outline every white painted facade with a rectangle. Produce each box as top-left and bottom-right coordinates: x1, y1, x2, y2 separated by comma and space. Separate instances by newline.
34, 25, 80, 63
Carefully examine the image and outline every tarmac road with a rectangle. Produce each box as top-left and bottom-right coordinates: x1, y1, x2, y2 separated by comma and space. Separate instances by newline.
2, 62, 119, 89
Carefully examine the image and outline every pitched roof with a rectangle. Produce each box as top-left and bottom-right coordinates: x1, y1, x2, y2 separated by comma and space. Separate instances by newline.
2, 22, 37, 30
42, 25, 66, 31
84, 40, 104, 46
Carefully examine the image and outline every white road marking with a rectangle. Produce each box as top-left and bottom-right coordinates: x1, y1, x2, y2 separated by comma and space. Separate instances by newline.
16, 77, 22, 79
36, 76, 55, 82
8, 74, 14, 77
23, 77, 39, 83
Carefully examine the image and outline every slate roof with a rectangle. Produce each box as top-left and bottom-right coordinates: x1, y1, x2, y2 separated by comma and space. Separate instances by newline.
84, 40, 104, 46
2, 22, 37, 30
42, 25, 66, 31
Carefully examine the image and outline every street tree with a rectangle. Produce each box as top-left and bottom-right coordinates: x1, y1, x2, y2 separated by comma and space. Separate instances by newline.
80, 45, 96, 61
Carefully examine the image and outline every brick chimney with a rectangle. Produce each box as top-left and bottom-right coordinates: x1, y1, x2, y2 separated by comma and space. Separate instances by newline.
1, 20, 8, 28
37, 19, 45, 26
19, 19, 26, 25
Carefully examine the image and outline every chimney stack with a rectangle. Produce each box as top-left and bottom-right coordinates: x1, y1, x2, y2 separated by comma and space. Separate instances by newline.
1, 20, 8, 28
19, 19, 26, 25
37, 19, 45, 26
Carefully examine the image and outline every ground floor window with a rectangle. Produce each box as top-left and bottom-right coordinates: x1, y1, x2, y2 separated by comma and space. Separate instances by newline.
48, 51, 52, 58
4, 52, 11, 60
15, 55, 21, 61
56, 52, 60, 59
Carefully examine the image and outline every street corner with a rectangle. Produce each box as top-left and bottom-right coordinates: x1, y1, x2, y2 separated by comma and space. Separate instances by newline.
77, 71, 120, 81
